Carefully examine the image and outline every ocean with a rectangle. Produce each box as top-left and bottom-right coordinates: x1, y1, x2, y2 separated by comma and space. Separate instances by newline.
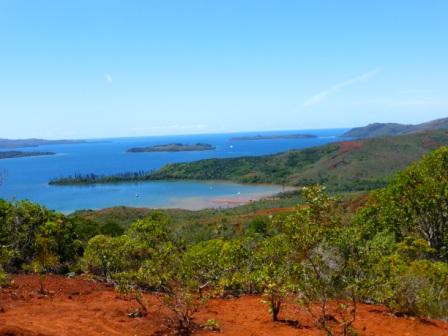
0, 128, 348, 213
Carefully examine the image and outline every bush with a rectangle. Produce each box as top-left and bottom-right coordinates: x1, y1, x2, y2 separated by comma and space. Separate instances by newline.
0, 268, 9, 287
201, 319, 220, 332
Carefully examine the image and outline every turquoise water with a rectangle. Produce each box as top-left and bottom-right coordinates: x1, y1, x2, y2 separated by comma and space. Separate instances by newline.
0, 129, 347, 213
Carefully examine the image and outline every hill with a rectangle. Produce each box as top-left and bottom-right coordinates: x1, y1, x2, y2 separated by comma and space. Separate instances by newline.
50, 130, 448, 192
342, 117, 448, 138
0, 138, 85, 149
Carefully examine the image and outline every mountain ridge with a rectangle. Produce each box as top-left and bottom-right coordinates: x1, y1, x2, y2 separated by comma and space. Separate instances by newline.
342, 117, 448, 138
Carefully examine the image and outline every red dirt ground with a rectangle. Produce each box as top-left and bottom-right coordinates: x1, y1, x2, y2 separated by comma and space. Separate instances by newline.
337, 141, 363, 154
1, 275, 447, 336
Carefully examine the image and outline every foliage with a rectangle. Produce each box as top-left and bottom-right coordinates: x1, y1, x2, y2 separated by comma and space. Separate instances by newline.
182, 238, 251, 292
252, 234, 294, 321
83, 235, 140, 280
279, 185, 353, 332
114, 273, 149, 317
23, 222, 61, 294
386, 258, 448, 318
201, 319, 220, 332
355, 146, 448, 260
0, 246, 13, 286
0, 200, 98, 273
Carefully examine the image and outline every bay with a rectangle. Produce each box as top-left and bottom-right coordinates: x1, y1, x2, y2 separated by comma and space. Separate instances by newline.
0, 128, 347, 213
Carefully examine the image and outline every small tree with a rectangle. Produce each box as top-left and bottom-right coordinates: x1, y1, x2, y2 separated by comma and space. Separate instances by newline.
25, 223, 59, 294
114, 273, 149, 317
280, 185, 357, 334
162, 279, 207, 336
252, 234, 294, 322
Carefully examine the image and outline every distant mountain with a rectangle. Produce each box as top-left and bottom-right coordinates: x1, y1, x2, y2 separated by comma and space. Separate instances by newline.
342, 117, 448, 138
0, 138, 86, 149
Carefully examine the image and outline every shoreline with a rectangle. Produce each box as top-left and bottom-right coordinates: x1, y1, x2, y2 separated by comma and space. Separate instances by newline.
52, 184, 296, 214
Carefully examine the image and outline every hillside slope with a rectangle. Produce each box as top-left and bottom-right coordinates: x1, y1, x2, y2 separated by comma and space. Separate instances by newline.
342, 117, 448, 138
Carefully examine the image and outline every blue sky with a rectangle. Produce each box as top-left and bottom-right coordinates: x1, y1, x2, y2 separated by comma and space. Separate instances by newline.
1, 0, 447, 139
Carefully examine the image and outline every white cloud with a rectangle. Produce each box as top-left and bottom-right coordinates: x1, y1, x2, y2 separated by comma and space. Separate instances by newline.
105, 73, 113, 83
358, 98, 448, 108
304, 68, 380, 107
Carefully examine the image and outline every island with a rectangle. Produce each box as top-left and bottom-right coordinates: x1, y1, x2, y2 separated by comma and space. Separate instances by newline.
230, 134, 317, 141
127, 143, 216, 153
0, 138, 86, 149
0, 151, 55, 160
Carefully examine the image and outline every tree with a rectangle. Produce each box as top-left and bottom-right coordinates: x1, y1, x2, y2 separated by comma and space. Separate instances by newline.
355, 146, 448, 260
279, 185, 357, 334
83, 234, 137, 280
24, 222, 60, 294
252, 234, 294, 322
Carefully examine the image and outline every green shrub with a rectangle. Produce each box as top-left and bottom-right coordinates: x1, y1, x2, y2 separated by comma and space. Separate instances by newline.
201, 319, 220, 332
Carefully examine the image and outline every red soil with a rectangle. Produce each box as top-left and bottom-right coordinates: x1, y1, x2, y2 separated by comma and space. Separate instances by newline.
337, 141, 363, 154
1, 275, 447, 336
252, 207, 294, 216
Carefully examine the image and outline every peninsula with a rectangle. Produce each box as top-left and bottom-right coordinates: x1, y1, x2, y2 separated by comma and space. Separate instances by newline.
0, 151, 55, 159
127, 143, 215, 153
0, 138, 86, 149
230, 134, 317, 141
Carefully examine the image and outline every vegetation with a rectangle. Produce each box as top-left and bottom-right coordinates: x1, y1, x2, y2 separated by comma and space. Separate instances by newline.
49, 130, 448, 192
0, 151, 55, 159
49, 171, 153, 185
2, 146, 448, 334
127, 143, 215, 153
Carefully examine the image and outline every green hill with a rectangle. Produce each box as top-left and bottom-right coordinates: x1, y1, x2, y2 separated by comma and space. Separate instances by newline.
342, 117, 448, 138
50, 130, 448, 192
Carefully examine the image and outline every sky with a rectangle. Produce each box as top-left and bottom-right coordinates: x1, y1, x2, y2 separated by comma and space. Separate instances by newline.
1, 0, 448, 139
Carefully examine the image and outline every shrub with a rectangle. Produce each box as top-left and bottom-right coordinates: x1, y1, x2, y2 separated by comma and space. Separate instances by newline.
83, 235, 139, 280
201, 319, 220, 332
